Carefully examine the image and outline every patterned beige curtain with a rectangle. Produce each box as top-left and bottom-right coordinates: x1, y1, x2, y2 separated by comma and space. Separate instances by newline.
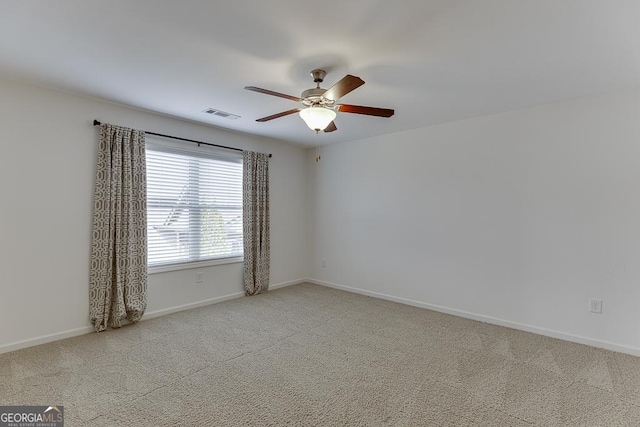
90, 123, 148, 331
243, 151, 270, 295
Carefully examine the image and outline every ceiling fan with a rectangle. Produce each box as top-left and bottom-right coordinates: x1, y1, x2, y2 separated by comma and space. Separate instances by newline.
245, 69, 394, 134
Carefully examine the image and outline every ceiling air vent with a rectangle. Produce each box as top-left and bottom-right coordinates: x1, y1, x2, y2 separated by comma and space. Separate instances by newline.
202, 108, 240, 120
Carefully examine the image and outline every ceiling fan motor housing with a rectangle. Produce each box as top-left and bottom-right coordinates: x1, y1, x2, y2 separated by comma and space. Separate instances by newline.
301, 87, 334, 107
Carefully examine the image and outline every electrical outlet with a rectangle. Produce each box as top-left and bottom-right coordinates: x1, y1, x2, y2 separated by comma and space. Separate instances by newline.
195, 272, 203, 283
589, 299, 602, 314
321, 259, 326, 268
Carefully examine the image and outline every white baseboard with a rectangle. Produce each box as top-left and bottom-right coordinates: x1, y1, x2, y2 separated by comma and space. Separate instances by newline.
0, 326, 95, 355
143, 278, 304, 320
0, 278, 307, 355
269, 278, 307, 290
306, 278, 640, 357
143, 292, 245, 320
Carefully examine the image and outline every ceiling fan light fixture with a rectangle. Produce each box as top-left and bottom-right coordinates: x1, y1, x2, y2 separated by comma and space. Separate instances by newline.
299, 106, 336, 132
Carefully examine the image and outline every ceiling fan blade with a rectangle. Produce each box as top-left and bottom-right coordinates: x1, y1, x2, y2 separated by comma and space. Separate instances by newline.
244, 86, 301, 102
255, 108, 303, 122
322, 75, 365, 101
337, 104, 395, 117
324, 121, 337, 133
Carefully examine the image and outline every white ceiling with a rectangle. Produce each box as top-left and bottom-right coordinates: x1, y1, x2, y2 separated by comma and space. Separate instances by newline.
2, 0, 640, 146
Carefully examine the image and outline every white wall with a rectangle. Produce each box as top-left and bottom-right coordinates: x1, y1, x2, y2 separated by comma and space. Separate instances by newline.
0, 77, 309, 351
309, 89, 640, 354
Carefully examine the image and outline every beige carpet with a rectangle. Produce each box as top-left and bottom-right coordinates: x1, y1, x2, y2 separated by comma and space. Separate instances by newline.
2, 283, 640, 426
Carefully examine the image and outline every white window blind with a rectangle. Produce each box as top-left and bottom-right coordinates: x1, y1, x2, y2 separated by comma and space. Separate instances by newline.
146, 139, 243, 269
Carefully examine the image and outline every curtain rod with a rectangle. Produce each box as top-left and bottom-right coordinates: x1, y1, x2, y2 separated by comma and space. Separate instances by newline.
93, 120, 272, 158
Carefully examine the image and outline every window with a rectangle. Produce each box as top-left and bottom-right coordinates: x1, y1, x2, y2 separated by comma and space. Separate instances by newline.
146, 139, 243, 271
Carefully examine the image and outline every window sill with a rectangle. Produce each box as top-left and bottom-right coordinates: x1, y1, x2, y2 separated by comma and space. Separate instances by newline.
148, 256, 244, 275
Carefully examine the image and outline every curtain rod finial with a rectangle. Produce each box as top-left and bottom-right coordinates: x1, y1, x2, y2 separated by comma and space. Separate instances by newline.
93, 120, 101, 126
